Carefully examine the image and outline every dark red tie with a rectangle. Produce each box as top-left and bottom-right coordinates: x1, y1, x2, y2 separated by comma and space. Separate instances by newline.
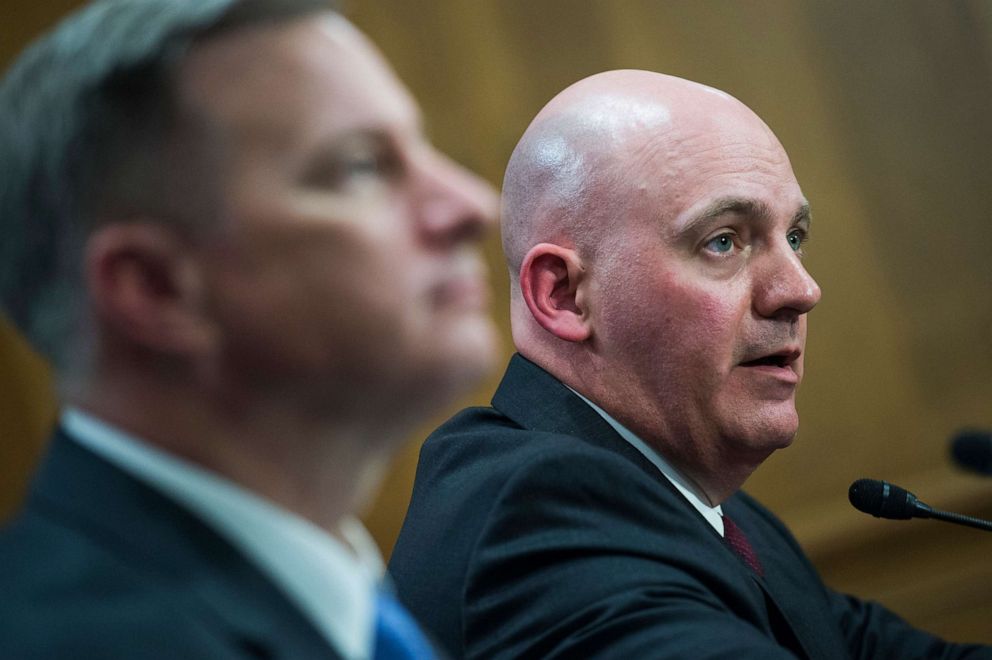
722, 515, 764, 577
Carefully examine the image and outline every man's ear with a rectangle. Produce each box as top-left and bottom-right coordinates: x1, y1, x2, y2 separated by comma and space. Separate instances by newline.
85, 222, 216, 356
519, 243, 591, 343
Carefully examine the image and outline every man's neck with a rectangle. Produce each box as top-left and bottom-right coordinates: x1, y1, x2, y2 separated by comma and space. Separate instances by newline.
532, 352, 762, 505
65, 373, 395, 535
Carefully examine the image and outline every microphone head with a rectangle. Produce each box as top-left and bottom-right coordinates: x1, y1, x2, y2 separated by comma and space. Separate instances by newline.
848, 478, 918, 520
950, 430, 992, 476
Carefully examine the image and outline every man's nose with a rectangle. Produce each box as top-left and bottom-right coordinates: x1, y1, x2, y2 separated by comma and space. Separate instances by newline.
415, 150, 498, 247
753, 243, 821, 319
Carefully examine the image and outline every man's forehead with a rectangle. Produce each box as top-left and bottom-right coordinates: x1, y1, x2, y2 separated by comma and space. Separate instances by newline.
178, 12, 419, 138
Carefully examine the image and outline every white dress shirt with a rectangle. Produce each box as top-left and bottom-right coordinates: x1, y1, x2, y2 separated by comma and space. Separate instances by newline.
568, 390, 725, 536
62, 406, 382, 660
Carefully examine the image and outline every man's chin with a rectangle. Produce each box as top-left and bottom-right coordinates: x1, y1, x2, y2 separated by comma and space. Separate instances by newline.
413, 320, 500, 401
725, 404, 800, 454
450, 313, 500, 359
754, 416, 800, 452
443, 332, 501, 391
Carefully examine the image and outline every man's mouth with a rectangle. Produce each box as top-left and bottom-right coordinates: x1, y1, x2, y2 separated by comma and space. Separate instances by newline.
430, 274, 489, 309
429, 253, 490, 310
741, 354, 791, 368
739, 348, 801, 370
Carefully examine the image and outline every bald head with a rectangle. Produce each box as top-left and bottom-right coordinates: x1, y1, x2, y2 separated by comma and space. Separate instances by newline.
501, 70, 816, 501
501, 70, 783, 286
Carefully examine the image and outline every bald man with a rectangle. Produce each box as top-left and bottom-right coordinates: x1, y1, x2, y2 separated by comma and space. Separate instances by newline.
0, 0, 496, 657
389, 71, 991, 659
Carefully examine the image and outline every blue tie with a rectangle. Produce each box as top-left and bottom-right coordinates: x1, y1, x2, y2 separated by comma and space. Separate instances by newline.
373, 590, 437, 659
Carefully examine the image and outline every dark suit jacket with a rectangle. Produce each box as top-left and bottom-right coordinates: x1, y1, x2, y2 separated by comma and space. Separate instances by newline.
0, 428, 340, 659
390, 354, 990, 659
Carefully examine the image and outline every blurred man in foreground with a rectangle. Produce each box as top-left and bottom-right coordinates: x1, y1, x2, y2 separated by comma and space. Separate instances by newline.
0, 0, 497, 657
390, 70, 991, 658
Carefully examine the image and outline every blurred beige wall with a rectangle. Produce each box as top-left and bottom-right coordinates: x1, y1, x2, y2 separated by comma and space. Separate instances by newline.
3, 0, 990, 644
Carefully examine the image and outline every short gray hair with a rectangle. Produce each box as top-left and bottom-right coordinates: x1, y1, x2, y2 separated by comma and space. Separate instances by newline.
0, 0, 334, 370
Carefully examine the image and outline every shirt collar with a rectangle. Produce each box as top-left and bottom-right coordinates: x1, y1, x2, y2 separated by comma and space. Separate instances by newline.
62, 406, 382, 659
566, 389, 725, 536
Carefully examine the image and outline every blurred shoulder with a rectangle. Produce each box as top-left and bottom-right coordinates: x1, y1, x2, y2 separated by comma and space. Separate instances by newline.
0, 512, 234, 659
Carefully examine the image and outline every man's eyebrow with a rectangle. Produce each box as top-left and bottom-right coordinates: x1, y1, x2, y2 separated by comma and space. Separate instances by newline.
679, 197, 811, 234
297, 128, 393, 180
793, 202, 812, 228
679, 197, 770, 235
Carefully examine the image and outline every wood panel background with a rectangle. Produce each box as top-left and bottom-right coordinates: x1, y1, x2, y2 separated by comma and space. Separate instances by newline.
3, 0, 990, 645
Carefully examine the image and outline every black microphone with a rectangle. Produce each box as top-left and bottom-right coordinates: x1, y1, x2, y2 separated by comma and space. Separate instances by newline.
950, 429, 992, 476
848, 478, 992, 532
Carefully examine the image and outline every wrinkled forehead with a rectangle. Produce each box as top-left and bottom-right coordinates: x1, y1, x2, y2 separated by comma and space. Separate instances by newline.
654, 102, 801, 218
177, 12, 419, 149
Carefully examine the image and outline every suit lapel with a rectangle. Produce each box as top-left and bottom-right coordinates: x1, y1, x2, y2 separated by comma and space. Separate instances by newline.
26, 430, 341, 660
492, 354, 668, 485
493, 354, 836, 659
726, 497, 849, 660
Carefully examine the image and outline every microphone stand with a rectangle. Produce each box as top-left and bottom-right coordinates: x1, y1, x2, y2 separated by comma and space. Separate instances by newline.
920, 506, 992, 532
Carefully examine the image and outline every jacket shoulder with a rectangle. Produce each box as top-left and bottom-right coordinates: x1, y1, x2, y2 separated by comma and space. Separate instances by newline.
0, 513, 239, 659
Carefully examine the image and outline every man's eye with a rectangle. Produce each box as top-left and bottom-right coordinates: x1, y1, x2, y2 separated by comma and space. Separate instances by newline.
342, 151, 397, 179
301, 142, 402, 189
704, 233, 735, 254
787, 229, 808, 252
